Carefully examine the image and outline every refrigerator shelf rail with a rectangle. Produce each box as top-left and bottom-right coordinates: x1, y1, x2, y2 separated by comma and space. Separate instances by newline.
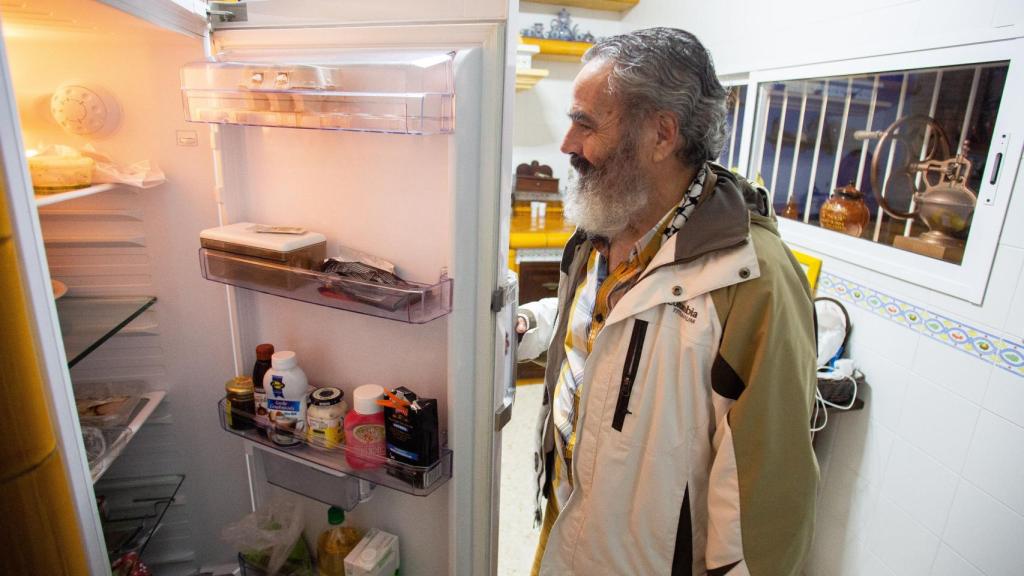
93, 474, 185, 561
181, 56, 455, 134
86, 391, 167, 483
199, 248, 452, 324
219, 398, 452, 497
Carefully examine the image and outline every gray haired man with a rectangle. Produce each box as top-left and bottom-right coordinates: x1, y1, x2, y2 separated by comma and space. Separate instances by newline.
516, 28, 819, 575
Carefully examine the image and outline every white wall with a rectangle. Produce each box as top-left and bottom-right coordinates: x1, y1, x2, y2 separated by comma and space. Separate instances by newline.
513, 2, 626, 186
616, 2, 1024, 574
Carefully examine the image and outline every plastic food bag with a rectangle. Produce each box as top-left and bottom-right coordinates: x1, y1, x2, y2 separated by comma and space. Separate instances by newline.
222, 497, 313, 576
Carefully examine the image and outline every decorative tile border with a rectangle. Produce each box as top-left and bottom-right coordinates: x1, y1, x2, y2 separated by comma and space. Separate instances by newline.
818, 272, 1024, 377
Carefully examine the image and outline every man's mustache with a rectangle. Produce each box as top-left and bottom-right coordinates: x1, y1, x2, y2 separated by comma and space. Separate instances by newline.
570, 153, 594, 175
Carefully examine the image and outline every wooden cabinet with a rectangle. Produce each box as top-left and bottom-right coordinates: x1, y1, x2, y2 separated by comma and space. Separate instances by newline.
517, 260, 560, 380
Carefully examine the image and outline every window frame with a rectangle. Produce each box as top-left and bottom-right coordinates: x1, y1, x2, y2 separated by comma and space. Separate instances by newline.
741, 38, 1023, 304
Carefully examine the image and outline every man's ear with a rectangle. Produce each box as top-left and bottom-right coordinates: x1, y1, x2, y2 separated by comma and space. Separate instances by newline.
651, 111, 680, 163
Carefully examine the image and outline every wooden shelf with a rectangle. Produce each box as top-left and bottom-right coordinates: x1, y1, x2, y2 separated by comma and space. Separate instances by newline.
520, 37, 593, 63
526, 0, 639, 12
516, 68, 550, 91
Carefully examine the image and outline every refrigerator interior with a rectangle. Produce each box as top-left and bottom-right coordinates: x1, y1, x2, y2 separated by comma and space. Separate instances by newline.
2, 1, 510, 575
1, 1, 248, 573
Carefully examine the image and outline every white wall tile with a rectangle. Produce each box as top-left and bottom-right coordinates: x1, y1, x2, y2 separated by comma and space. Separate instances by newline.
808, 519, 868, 576
845, 306, 919, 369
898, 377, 981, 473
912, 337, 992, 405
944, 481, 1024, 576
962, 411, 1024, 516
814, 412, 841, 491
983, 368, 1024, 428
820, 461, 882, 541
867, 498, 940, 576
832, 411, 896, 486
861, 551, 899, 576
880, 439, 959, 536
852, 352, 911, 430
930, 545, 984, 576
1004, 282, 1024, 344
925, 246, 1024, 335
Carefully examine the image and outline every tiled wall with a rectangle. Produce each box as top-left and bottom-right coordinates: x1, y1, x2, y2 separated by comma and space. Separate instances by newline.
804, 262, 1024, 576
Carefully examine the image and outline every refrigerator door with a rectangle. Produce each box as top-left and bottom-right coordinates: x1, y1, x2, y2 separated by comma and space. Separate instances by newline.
208, 0, 509, 29
99, 0, 207, 37
207, 23, 512, 576
0, 28, 110, 576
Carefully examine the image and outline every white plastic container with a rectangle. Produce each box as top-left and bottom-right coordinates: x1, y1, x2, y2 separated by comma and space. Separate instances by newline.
263, 351, 310, 446
343, 528, 400, 576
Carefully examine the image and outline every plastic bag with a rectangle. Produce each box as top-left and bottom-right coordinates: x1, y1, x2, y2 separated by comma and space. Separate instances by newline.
222, 497, 313, 576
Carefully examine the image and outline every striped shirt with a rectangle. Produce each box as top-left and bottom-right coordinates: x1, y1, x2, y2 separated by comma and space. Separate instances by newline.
550, 166, 708, 507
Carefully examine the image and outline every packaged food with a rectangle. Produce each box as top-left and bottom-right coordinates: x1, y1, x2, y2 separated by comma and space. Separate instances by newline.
27, 146, 95, 192
344, 385, 386, 469
343, 528, 400, 576
316, 507, 361, 576
252, 343, 275, 432
381, 386, 439, 488
319, 248, 421, 311
225, 376, 256, 431
306, 387, 348, 449
264, 351, 310, 447
200, 223, 327, 291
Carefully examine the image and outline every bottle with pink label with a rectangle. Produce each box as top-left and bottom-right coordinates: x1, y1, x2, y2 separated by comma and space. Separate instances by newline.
344, 384, 386, 469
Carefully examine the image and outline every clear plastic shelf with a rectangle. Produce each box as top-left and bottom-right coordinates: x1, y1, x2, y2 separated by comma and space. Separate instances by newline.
181, 52, 455, 134
198, 248, 452, 324
56, 296, 157, 368
83, 390, 167, 483
218, 398, 452, 497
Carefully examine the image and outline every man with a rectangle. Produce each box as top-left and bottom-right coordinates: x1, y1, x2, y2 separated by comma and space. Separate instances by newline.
515, 28, 818, 576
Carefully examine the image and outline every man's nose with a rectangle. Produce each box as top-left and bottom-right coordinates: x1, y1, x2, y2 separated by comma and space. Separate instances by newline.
561, 127, 579, 156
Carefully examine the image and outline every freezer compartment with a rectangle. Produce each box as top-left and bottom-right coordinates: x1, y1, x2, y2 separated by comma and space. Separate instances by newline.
199, 248, 452, 324
219, 399, 452, 496
181, 55, 455, 134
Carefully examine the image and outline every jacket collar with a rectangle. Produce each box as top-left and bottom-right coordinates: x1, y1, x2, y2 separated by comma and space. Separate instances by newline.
600, 163, 770, 326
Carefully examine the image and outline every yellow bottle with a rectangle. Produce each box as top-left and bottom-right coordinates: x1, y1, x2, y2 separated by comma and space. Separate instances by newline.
318, 506, 363, 576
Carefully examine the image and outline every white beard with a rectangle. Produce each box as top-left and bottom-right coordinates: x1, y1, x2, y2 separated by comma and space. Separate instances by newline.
563, 136, 653, 239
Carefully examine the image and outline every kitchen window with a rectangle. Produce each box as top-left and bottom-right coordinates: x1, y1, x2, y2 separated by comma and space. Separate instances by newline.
741, 39, 1023, 303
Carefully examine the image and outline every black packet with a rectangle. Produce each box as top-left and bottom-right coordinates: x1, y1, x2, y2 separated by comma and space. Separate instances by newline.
383, 386, 440, 488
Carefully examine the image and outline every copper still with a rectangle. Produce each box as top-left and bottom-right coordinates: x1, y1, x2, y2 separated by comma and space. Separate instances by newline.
820, 184, 870, 237
858, 114, 977, 251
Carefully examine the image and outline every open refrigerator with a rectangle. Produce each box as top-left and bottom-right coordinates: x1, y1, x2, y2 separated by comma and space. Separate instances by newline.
0, 1, 520, 574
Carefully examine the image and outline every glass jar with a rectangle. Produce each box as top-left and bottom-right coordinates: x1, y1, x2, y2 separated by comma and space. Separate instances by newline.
820, 184, 870, 237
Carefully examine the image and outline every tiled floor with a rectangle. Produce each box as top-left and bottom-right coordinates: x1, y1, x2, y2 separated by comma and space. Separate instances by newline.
498, 382, 544, 576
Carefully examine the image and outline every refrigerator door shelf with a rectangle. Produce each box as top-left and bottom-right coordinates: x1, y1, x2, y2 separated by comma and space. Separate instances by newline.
219, 399, 452, 497
181, 56, 455, 134
199, 248, 453, 324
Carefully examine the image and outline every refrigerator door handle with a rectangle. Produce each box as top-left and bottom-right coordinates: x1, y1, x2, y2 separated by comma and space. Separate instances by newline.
494, 272, 518, 431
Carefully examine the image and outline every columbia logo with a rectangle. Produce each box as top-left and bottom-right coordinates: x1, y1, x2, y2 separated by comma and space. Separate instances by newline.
670, 302, 698, 322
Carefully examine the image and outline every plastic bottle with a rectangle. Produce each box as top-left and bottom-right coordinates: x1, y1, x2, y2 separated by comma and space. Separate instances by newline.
344, 384, 386, 469
252, 343, 275, 432
264, 350, 310, 446
317, 506, 362, 576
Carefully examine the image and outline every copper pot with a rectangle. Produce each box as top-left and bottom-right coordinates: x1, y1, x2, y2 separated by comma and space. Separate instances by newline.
820, 184, 870, 237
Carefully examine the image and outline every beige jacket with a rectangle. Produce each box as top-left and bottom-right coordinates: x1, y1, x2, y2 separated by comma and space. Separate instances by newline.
518, 163, 819, 576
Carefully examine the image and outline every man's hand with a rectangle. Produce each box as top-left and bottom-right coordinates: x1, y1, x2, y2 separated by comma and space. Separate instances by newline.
516, 315, 529, 335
